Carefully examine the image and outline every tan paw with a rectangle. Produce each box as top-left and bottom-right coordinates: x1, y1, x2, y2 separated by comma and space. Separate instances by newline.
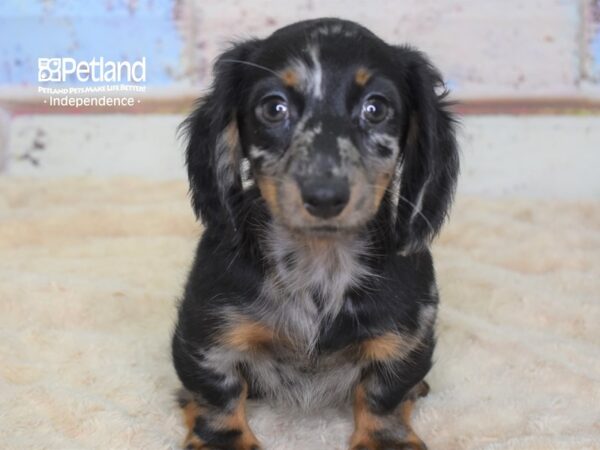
350, 436, 427, 450
183, 433, 262, 450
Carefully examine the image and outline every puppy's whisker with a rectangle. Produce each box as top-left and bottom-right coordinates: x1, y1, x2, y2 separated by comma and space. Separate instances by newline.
396, 193, 435, 235
220, 59, 279, 77
364, 182, 436, 235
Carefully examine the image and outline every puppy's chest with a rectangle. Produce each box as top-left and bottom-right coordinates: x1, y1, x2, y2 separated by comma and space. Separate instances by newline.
241, 319, 366, 409
240, 233, 374, 407
260, 228, 372, 348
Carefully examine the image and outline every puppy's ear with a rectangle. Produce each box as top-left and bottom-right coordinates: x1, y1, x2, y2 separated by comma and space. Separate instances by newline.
393, 47, 459, 254
180, 40, 259, 228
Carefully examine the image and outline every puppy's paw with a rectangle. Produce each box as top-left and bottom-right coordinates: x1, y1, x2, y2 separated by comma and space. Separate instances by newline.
179, 380, 263, 450
350, 436, 427, 450
183, 433, 263, 450
351, 382, 429, 450
180, 393, 262, 450
412, 381, 430, 399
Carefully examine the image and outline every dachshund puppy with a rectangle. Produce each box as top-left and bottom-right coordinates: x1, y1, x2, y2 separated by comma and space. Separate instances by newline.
172, 18, 459, 450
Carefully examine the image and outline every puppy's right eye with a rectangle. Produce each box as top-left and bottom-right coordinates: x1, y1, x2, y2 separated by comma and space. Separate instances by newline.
258, 96, 289, 124
361, 96, 390, 124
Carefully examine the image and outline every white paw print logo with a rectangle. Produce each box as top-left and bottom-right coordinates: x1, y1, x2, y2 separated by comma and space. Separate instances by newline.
38, 58, 62, 82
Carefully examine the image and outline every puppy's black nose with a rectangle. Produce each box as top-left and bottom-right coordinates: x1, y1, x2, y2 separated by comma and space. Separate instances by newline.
299, 176, 350, 219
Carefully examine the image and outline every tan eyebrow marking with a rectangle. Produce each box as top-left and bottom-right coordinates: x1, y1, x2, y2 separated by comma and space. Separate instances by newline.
280, 68, 299, 87
355, 67, 372, 86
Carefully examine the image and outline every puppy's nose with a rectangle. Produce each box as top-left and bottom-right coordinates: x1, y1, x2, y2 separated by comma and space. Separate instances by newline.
299, 176, 350, 219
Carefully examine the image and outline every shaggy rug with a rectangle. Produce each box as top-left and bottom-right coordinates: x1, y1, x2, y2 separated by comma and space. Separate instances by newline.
0, 177, 598, 450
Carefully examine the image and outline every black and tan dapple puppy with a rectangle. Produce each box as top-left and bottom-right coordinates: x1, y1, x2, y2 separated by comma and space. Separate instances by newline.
172, 18, 459, 450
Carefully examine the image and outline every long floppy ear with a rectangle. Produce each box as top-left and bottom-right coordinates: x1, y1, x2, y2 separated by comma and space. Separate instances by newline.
180, 40, 259, 228
393, 47, 459, 254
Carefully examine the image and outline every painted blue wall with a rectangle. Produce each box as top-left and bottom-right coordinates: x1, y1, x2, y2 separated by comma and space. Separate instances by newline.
0, 0, 183, 86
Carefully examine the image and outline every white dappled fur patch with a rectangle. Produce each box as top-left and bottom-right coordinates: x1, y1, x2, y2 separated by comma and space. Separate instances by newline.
259, 222, 372, 351
285, 44, 323, 100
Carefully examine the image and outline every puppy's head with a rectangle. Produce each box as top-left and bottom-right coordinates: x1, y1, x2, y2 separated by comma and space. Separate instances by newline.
182, 18, 459, 253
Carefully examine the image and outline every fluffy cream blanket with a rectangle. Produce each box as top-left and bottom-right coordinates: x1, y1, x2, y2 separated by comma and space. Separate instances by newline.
1, 178, 598, 450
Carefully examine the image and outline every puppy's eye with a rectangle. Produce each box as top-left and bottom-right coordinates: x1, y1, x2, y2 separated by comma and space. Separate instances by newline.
258, 96, 289, 124
361, 96, 389, 124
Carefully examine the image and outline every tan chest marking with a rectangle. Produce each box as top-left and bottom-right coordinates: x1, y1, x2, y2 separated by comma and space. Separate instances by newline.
221, 319, 276, 353
359, 332, 408, 363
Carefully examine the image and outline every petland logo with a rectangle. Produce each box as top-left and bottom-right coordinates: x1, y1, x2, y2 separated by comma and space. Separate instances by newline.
38, 57, 146, 83
37, 57, 147, 108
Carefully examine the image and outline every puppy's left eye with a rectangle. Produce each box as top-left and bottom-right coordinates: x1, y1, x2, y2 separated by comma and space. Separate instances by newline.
258, 96, 289, 124
361, 96, 389, 124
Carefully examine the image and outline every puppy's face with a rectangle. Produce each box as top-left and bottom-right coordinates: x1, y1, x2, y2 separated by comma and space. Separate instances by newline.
239, 27, 404, 234
184, 19, 458, 252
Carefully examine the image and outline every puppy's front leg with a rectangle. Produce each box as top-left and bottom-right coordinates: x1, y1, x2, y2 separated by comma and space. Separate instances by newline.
350, 341, 433, 450
173, 335, 261, 450
350, 380, 429, 450
178, 380, 260, 450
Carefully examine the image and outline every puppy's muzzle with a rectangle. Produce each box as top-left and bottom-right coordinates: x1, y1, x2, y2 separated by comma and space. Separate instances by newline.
299, 176, 350, 219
